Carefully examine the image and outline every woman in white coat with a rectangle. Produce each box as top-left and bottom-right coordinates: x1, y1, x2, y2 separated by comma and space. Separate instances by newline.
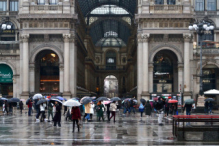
90, 102, 95, 120
109, 101, 117, 122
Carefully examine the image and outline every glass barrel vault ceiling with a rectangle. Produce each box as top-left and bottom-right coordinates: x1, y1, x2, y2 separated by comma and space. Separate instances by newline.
77, 0, 136, 47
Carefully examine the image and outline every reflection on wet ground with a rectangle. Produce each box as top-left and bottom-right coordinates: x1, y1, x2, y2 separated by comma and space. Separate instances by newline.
0, 111, 219, 145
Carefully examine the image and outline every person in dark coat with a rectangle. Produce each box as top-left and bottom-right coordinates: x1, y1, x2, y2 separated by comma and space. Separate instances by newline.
53, 101, 61, 127
4, 101, 8, 115
145, 100, 152, 116
106, 103, 111, 121
204, 101, 209, 114
71, 106, 81, 132
183, 104, 192, 115
19, 101, 23, 114
208, 101, 213, 114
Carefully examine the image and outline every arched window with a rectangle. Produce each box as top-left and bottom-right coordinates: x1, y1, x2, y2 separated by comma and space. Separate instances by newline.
106, 50, 116, 70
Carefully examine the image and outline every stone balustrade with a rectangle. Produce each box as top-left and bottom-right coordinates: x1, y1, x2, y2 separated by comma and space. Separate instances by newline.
149, 5, 183, 14
29, 5, 63, 13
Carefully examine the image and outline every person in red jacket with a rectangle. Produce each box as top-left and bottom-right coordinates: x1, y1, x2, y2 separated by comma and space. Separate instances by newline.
71, 106, 81, 132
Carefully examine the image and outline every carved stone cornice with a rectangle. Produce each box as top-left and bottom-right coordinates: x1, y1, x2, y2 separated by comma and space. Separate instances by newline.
183, 33, 192, 42
20, 34, 29, 42
63, 34, 71, 42
142, 33, 150, 42
137, 34, 143, 43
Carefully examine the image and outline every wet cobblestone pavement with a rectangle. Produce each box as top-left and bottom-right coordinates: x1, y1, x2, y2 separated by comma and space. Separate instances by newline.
0, 111, 219, 145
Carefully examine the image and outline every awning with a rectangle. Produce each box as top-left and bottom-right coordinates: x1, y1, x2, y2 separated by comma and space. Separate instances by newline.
204, 89, 219, 95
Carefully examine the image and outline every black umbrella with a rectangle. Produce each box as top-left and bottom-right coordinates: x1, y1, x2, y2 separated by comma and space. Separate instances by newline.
8, 98, 20, 103
36, 99, 47, 105
140, 98, 146, 104
111, 97, 121, 102
204, 98, 214, 102
81, 98, 92, 105
97, 97, 108, 101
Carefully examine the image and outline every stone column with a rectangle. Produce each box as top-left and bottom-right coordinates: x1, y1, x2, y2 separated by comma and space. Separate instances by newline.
29, 64, 35, 92
141, 33, 150, 100
183, 33, 192, 100
69, 34, 77, 97
149, 63, 154, 93
178, 63, 183, 93
63, 34, 71, 98
59, 64, 64, 93
137, 34, 143, 101
20, 34, 29, 100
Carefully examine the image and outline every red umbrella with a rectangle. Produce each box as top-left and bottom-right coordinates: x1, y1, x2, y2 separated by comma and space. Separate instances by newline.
168, 100, 178, 103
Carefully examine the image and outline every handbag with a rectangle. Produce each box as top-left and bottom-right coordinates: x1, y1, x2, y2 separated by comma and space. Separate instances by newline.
78, 120, 83, 128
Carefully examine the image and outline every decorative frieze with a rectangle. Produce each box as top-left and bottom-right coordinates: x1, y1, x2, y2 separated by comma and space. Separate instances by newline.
20, 34, 29, 42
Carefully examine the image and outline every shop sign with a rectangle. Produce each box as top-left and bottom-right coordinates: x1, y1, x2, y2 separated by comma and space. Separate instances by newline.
2, 29, 15, 34
0, 64, 13, 83
154, 72, 169, 75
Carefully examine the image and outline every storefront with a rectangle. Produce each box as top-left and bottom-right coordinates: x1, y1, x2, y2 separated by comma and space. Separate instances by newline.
150, 93, 183, 106
0, 64, 13, 97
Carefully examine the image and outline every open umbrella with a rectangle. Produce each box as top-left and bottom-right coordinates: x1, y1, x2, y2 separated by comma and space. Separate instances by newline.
55, 96, 67, 101
80, 96, 90, 103
97, 97, 108, 101
184, 99, 195, 104
8, 98, 20, 103
0, 98, 8, 101
81, 98, 92, 105
63, 100, 81, 107
103, 101, 111, 104
204, 98, 214, 102
33, 94, 43, 100
140, 98, 146, 104
36, 99, 47, 105
51, 98, 63, 104
168, 100, 178, 103
111, 97, 121, 102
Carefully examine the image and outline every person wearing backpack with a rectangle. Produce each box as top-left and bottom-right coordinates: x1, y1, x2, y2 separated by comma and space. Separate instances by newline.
139, 102, 145, 121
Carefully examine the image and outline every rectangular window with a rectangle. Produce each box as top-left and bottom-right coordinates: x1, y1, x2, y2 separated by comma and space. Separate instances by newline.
50, 0, 57, 5
167, 0, 176, 5
10, 0, 18, 11
38, 0, 45, 5
155, 0, 164, 4
207, 0, 216, 11
0, 1, 7, 11
195, 0, 204, 11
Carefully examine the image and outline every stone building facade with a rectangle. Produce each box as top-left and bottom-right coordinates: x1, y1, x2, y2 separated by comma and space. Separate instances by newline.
0, 0, 219, 105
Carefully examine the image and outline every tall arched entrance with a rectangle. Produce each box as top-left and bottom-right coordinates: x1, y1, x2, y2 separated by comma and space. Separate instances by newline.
35, 50, 59, 93
153, 50, 178, 93
0, 64, 13, 97
104, 75, 118, 98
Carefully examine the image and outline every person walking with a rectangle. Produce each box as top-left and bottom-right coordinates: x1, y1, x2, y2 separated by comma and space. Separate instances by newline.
40, 103, 46, 122
109, 101, 117, 122
183, 104, 192, 115
27, 99, 33, 116
204, 101, 209, 114
63, 106, 67, 116
106, 103, 111, 121
71, 106, 81, 132
90, 102, 95, 121
96, 101, 104, 121
3, 101, 8, 115
53, 101, 61, 127
19, 101, 23, 114
47, 102, 53, 122
84, 103, 91, 123
164, 99, 169, 117
139, 102, 145, 121
130, 100, 135, 114
208, 101, 213, 114
145, 100, 152, 123
156, 98, 165, 126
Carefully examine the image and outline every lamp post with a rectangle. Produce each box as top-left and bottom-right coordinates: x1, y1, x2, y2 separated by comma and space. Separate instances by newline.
189, 20, 214, 95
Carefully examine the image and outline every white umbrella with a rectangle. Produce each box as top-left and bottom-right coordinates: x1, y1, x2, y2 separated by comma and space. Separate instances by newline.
204, 89, 219, 95
33, 94, 43, 100
63, 100, 81, 107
